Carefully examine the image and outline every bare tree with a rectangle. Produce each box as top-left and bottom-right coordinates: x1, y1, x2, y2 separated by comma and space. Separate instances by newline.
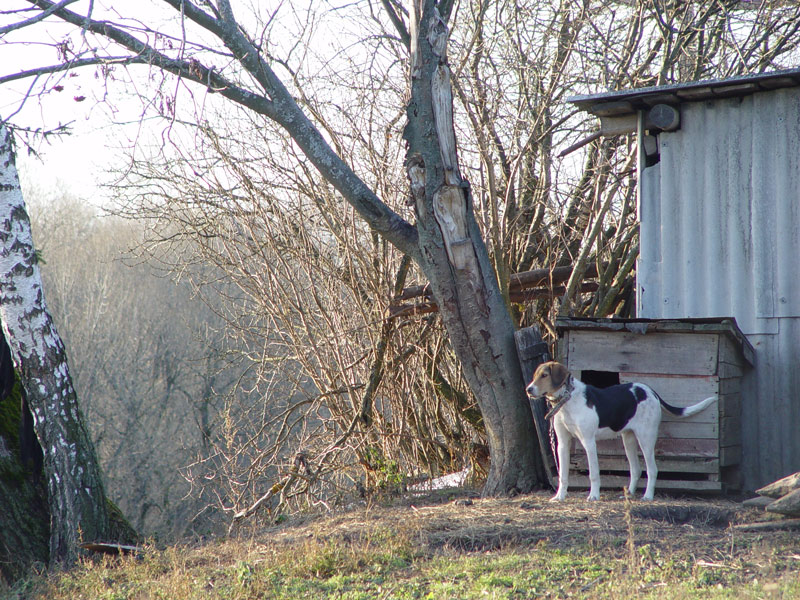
2, 0, 799, 534
3, 0, 545, 495
110, 121, 487, 522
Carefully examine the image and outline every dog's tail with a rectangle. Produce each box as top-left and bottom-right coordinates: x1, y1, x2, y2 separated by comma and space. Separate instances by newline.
659, 396, 716, 417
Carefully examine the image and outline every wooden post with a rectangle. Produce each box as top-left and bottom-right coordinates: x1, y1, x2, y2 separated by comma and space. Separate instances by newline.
514, 326, 557, 489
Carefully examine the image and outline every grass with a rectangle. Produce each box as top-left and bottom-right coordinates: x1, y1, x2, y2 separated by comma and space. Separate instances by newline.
4, 491, 800, 599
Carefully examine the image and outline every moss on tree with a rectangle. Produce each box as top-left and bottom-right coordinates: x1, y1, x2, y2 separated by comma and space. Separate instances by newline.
0, 380, 49, 584
0, 378, 138, 585
0, 377, 21, 450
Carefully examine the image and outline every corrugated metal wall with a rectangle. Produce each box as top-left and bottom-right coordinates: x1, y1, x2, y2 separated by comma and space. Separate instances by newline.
637, 87, 800, 490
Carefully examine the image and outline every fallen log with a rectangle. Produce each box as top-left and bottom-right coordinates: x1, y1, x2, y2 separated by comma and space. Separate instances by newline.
733, 519, 800, 532
755, 471, 800, 499
766, 488, 800, 518
741, 496, 773, 509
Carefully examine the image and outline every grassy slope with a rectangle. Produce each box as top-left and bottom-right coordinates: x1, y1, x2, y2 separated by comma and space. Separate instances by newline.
5, 490, 800, 599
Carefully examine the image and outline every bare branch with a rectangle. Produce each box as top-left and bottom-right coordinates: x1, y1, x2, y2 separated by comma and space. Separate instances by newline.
0, 55, 146, 86
0, 0, 78, 35
379, 0, 410, 48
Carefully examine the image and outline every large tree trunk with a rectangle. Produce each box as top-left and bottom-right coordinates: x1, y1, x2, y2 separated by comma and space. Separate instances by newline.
0, 125, 110, 564
404, 0, 546, 494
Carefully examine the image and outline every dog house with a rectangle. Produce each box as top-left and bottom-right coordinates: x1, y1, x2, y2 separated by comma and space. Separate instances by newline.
556, 317, 754, 493
566, 69, 800, 490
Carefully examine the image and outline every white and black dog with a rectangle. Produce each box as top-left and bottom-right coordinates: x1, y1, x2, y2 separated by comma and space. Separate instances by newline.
527, 361, 715, 502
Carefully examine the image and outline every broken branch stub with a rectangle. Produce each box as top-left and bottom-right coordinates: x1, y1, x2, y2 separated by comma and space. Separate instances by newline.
432, 185, 472, 270
432, 65, 459, 184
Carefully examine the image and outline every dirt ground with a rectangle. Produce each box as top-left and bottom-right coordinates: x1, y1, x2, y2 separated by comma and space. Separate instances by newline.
257, 487, 800, 563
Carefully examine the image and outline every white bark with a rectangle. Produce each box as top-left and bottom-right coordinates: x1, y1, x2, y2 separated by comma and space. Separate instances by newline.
0, 124, 109, 564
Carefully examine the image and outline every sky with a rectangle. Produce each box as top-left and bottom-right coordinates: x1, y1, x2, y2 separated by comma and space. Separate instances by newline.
0, 2, 158, 203
1, 0, 352, 207
1, 68, 109, 201
1, 1, 234, 205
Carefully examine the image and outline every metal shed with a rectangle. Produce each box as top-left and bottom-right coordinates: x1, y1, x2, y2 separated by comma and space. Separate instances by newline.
568, 68, 800, 492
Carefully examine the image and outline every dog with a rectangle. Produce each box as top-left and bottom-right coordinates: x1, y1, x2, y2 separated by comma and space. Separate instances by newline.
527, 361, 715, 502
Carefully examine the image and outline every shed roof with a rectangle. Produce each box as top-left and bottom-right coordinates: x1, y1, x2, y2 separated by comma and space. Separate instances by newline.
568, 68, 800, 117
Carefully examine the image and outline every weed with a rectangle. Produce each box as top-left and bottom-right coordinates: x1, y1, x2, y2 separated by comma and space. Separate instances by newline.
623, 487, 639, 576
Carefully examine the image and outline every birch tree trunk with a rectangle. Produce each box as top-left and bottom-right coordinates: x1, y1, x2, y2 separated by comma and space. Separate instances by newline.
404, 0, 546, 494
0, 124, 110, 564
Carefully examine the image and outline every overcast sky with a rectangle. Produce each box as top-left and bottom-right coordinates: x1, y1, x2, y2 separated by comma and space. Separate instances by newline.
1, 1, 351, 206
0, 2, 166, 202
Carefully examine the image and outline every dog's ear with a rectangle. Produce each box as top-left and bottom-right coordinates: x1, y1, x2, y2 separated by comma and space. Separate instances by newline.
548, 362, 569, 390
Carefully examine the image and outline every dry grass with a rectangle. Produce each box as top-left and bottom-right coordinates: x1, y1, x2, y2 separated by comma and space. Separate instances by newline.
6, 488, 800, 599
260, 488, 747, 556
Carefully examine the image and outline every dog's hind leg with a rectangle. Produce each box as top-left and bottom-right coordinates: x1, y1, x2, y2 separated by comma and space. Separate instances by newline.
637, 430, 659, 501
621, 431, 641, 497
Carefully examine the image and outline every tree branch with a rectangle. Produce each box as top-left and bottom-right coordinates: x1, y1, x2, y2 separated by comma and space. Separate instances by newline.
379, 0, 410, 49
0, 0, 78, 35
23, 0, 420, 259
0, 56, 147, 86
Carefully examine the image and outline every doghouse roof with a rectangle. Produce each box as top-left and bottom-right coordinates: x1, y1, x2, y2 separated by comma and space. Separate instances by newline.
555, 317, 755, 367
567, 67, 800, 117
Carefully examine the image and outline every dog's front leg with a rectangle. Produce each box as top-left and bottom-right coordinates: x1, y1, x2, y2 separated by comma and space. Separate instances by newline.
581, 437, 601, 501
551, 421, 571, 502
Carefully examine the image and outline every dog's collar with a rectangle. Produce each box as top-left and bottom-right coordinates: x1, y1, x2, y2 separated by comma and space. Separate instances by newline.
544, 374, 574, 420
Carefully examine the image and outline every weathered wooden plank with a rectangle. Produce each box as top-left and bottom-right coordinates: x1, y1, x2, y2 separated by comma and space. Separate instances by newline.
742, 496, 774, 508
765, 488, 800, 517
618, 373, 719, 423
719, 444, 741, 466
718, 393, 741, 418
719, 414, 742, 447
556, 335, 569, 363
556, 318, 753, 355
661, 410, 717, 425
600, 114, 638, 135
514, 326, 557, 489
717, 361, 743, 379
734, 519, 800, 532
659, 420, 718, 439
588, 437, 719, 458
718, 332, 754, 368
566, 330, 719, 375
718, 335, 738, 364
571, 455, 720, 474
572, 437, 718, 458
718, 376, 741, 396
755, 471, 800, 498
568, 474, 723, 491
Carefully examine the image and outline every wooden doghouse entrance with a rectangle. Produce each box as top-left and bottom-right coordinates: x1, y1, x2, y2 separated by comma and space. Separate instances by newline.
556, 318, 754, 494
